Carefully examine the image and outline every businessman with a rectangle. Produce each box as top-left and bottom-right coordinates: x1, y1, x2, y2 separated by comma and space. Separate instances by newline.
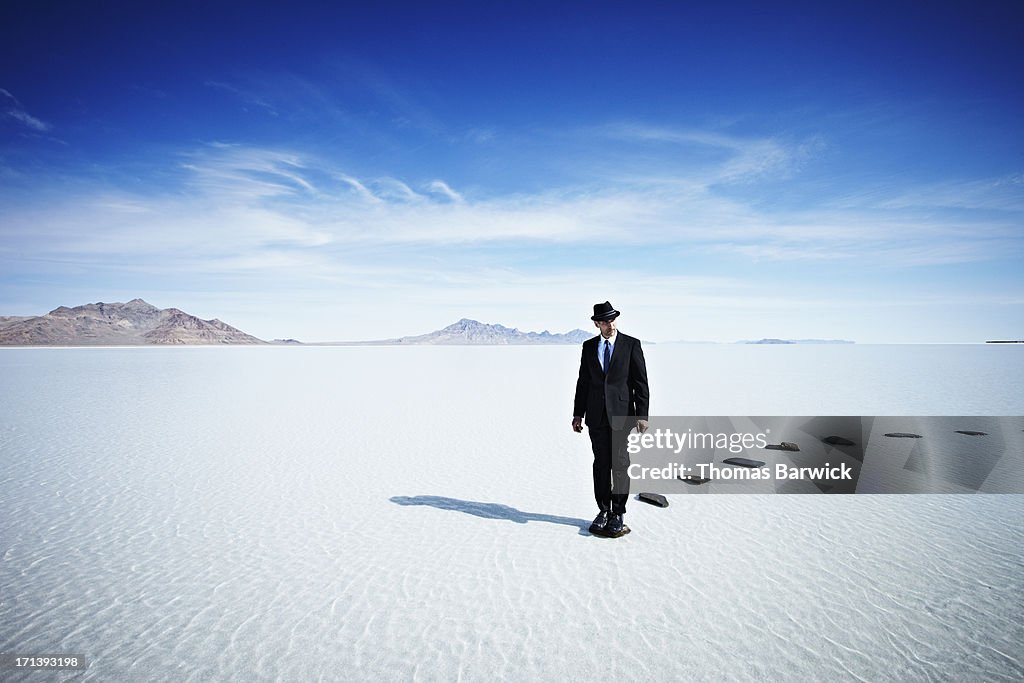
572, 301, 650, 538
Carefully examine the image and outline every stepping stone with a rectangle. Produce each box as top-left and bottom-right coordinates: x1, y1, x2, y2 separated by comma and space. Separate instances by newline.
678, 474, 710, 485
723, 457, 766, 468
823, 435, 856, 446
637, 492, 669, 507
885, 432, 922, 438
765, 441, 800, 451
955, 430, 988, 436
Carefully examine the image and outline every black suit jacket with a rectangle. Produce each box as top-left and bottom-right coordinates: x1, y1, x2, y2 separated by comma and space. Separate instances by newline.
573, 332, 650, 431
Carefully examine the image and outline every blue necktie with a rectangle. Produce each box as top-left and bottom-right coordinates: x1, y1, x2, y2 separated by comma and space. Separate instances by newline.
603, 340, 611, 374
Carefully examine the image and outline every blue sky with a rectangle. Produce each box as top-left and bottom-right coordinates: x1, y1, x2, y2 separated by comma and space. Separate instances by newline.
1, 1, 1022, 342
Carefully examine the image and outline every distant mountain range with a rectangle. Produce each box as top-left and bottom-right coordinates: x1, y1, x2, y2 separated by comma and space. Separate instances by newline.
0, 299, 264, 345
661, 338, 855, 345
320, 318, 594, 345
738, 338, 855, 345
0, 299, 856, 347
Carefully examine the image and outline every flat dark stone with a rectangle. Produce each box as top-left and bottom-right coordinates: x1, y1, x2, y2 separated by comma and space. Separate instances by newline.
765, 441, 800, 452
678, 475, 710, 485
723, 457, 766, 468
885, 432, 922, 438
638, 492, 669, 507
955, 430, 988, 436
823, 435, 856, 446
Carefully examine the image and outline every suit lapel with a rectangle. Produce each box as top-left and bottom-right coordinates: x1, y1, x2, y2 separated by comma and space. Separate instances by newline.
586, 336, 602, 375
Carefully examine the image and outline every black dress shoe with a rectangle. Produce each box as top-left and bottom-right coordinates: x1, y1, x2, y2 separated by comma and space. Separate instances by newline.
589, 510, 610, 534
604, 513, 630, 538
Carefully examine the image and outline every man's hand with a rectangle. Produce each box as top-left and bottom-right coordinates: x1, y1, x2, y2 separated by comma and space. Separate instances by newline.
572, 417, 583, 433
637, 419, 649, 434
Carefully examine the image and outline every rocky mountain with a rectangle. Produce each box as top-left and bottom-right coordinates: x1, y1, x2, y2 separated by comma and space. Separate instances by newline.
330, 318, 594, 345
0, 299, 265, 345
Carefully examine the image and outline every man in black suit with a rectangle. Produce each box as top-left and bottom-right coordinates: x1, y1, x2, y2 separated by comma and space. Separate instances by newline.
572, 301, 650, 538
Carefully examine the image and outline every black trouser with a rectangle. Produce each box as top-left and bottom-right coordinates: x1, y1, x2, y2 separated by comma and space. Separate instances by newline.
588, 412, 631, 514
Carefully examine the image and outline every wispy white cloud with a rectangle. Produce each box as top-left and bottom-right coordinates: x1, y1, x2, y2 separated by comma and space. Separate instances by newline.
427, 180, 464, 203
0, 88, 52, 132
338, 174, 381, 203
3, 128, 1022, 342
722, 232, 1023, 266
373, 177, 422, 202
595, 122, 808, 183
179, 144, 317, 199
873, 174, 1024, 212
6, 139, 1020, 272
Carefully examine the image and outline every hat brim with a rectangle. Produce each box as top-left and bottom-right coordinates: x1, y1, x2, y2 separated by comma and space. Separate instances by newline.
591, 310, 620, 321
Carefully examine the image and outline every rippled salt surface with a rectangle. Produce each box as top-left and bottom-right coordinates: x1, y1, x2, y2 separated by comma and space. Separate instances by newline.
1, 345, 1022, 681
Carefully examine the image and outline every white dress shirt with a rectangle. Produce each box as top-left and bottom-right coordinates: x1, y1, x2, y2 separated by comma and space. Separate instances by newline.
597, 330, 617, 372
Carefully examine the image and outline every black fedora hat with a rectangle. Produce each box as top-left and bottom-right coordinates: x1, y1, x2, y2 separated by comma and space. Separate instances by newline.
591, 301, 620, 321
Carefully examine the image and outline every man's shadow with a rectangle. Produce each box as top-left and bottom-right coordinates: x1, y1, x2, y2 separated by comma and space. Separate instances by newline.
390, 495, 592, 535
